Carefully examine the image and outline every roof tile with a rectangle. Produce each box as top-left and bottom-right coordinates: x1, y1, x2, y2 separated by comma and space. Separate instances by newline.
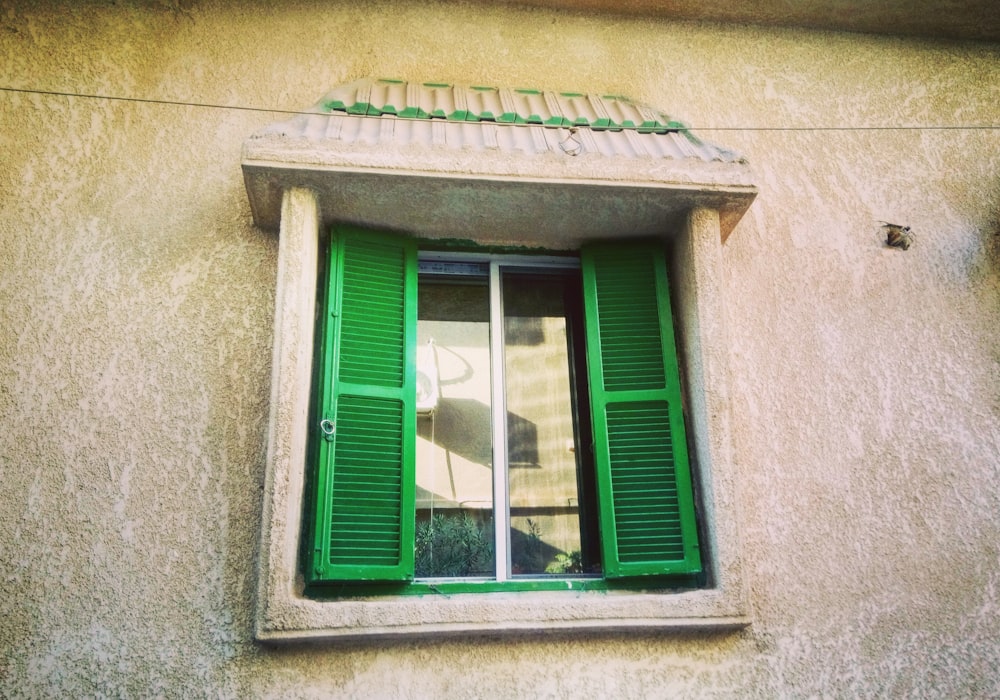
257, 78, 744, 164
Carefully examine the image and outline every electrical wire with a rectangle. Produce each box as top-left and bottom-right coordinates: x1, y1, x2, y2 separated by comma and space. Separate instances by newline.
0, 85, 303, 116
1, 84, 998, 132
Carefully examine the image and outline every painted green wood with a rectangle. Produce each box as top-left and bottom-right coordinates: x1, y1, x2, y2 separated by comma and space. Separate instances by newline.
308, 575, 691, 598
309, 226, 417, 583
581, 241, 701, 578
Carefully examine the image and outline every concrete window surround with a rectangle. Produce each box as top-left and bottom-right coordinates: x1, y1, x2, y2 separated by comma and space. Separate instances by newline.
245, 123, 757, 642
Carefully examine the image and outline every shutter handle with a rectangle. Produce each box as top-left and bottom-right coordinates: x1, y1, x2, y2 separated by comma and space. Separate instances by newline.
319, 419, 336, 442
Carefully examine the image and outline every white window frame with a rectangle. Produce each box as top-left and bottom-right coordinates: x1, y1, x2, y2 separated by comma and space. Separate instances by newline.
252, 186, 750, 642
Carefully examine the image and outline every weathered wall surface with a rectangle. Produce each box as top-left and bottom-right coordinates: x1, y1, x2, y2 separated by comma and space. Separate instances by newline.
1, 1, 997, 696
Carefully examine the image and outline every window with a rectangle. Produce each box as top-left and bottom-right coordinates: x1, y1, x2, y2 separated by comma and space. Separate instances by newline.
247, 81, 753, 638
305, 225, 701, 591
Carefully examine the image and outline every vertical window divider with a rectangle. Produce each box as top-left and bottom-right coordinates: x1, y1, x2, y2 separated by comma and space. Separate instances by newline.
489, 261, 511, 582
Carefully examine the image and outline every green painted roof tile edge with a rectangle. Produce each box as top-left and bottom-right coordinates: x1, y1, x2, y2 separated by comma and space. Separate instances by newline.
315, 79, 687, 133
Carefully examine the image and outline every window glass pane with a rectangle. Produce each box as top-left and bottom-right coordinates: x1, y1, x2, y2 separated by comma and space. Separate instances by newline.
503, 272, 587, 576
415, 277, 495, 577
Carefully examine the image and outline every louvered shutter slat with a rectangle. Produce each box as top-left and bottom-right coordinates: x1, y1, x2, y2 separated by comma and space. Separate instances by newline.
582, 241, 701, 578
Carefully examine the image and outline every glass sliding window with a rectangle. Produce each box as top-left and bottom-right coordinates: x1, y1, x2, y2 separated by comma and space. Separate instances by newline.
413, 257, 599, 581
414, 268, 495, 578
503, 270, 598, 577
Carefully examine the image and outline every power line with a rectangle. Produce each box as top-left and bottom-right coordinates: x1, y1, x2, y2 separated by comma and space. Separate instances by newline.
2, 84, 998, 132
0, 85, 303, 116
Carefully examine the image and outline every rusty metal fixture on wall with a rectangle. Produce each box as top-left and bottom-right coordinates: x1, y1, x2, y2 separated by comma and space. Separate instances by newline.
881, 221, 915, 250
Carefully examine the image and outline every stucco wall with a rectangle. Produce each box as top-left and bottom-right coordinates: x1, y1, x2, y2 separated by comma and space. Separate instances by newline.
1, 1, 998, 696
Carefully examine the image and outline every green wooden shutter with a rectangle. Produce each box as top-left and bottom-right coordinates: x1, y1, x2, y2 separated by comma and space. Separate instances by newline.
309, 226, 417, 583
581, 241, 701, 578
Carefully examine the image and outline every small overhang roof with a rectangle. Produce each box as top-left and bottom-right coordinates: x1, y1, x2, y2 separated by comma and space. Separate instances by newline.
242, 79, 756, 246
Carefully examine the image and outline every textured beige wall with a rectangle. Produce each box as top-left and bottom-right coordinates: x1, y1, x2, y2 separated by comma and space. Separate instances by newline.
503, 0, 1000, 42
1, 0, 998, 696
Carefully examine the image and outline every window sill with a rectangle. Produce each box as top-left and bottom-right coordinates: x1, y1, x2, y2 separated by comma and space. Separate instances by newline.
260, 584, 749, 643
